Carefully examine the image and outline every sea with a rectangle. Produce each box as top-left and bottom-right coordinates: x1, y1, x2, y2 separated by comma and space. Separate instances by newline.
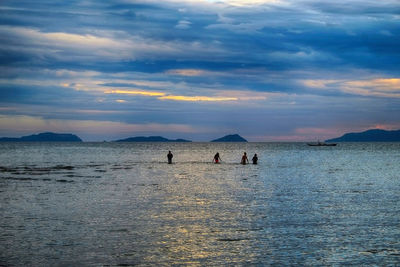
0, 142, 399, 266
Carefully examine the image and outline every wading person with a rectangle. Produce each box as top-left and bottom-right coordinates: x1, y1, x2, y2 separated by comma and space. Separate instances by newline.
167, 151, 173, 164
241, 152, 249, 165
252, 153, 258, 165
213, 152, 221, 164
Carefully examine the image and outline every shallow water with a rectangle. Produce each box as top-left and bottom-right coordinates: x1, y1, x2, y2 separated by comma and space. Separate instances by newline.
0, 142, 399, 266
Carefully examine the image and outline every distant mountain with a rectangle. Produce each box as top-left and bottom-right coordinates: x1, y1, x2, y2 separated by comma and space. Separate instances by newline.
211, 134, 247, 142
326, 129, 400, 142
115, 136, 191, 142
0, 132, 82, 142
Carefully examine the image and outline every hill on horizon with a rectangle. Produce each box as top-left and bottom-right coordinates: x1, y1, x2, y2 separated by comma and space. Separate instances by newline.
326, 129, 400, 142
115, 136, 191, 142
211, 134, 247, 142
0, 132, 82, 142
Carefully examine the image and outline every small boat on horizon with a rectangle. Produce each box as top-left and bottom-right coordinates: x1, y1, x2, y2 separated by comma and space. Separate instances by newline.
307, 141, 337, 146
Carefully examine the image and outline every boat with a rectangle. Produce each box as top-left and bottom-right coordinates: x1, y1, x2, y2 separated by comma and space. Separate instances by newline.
307, 141, 337, 146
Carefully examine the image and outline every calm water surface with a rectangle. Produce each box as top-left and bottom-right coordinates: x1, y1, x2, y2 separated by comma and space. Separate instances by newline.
0, 142, 399, 266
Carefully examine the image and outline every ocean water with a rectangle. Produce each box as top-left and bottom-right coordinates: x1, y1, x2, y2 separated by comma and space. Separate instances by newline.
0, 142, 399, 266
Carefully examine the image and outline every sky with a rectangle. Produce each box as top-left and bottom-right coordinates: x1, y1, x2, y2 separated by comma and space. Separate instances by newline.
0, 0, 399, 141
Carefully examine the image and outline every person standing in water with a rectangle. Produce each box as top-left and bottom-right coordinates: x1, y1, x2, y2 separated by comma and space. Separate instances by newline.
241, 152, 249, 165
252, 153, 258, 164
213, 152, 221, 163
167, 151, 173, 164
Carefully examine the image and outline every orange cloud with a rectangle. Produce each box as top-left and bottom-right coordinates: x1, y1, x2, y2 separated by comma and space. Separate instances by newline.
105, 89, 239, 102
345, 78, 400, 92
158, 95, 238, 102
301, 79, 340, 88
370, 123, 400, 131
301, 78, 400, 98
104, 89, 165, 97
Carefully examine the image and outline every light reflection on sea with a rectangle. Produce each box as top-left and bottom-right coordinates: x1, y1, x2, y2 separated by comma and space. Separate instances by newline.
0, 142, 399, 266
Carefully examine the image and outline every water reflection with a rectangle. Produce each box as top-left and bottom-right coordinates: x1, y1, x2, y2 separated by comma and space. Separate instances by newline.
134, 163, 265, 265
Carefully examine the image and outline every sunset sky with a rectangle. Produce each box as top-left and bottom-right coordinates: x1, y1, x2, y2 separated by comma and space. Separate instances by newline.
1, 0, 399, 141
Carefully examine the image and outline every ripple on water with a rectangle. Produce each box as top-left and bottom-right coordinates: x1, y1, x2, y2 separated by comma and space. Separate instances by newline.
0, 142, 399, 266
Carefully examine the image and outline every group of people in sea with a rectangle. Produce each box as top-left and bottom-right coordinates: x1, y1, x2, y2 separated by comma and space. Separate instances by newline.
167, 151, 258, 165
212, 152, 258, 164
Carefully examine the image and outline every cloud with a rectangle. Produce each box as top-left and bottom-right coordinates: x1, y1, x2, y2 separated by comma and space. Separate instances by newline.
0, 25, 225, 64
222, 0, 282, 6
341, 78, 400, 98
166, 69, 206, 76
301, 78, 400, 98
370, 123, 400, 130
302, 0, 400, 15
104, 89, 239, 102
142, 0, 283, 8
103, 83, 276, 103
345, 78, 400, 92
104, 89, 166, 97
0, 26, 133, 60
175, 19, 192, 29
158, 95, 237, 102
213, 90, 272, 101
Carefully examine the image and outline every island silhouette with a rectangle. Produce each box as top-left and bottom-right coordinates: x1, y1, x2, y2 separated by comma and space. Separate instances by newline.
211, 134, 247, 142
115, 136, 191, 142
115, 134, 248, 142
0, 132, 82, 142
326, 129, 400, 142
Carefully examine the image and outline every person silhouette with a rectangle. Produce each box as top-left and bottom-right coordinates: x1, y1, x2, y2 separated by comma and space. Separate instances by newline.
213, 152, 221, 163
241, 152, 249, 165
252, 153, 258, 164
167, 151, 173, 164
